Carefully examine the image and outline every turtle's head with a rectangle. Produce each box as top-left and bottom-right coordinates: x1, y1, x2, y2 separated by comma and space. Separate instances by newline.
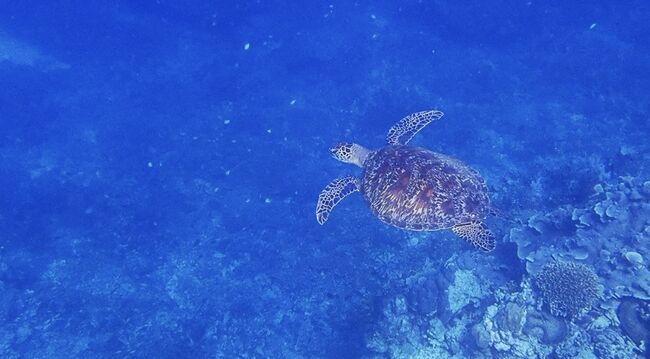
330, 142, 370, 168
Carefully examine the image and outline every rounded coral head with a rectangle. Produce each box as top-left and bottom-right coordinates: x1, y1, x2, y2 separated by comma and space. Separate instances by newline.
330, 142, 370, 167
534, 261, 601, 319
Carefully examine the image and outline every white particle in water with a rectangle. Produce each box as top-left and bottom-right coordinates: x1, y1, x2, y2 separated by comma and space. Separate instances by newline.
267, 129, 272, 134
265, 198, 271, 203
224, 119, 231, 125
290, 99, 296, 105
589, 23, 597, 29
244, 43, 251, 50
147, 162, 153, 168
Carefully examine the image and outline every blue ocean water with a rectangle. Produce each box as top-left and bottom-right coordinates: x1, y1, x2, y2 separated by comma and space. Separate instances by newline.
1, 1, 650, 358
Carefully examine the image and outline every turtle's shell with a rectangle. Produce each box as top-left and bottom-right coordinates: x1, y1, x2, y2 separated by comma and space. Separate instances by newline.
361, 145, 490, 230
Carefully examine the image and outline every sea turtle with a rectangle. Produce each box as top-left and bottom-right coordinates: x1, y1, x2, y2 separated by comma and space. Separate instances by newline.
316, 110, 496, 252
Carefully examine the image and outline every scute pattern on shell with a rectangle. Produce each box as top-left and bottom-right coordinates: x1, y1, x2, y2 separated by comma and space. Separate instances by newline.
361, 145, 490, 230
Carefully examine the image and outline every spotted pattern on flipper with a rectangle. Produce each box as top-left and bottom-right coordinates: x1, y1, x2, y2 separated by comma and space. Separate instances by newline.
386, 110, 444, 146
452, 221, 496, 252
361, 145, 490, 230
316, 176, 359, 224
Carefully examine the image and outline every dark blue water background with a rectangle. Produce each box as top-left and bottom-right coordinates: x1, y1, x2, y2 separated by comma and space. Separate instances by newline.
1, 1, 649, 357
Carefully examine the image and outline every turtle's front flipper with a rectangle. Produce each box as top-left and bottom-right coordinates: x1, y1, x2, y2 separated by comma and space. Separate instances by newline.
452, 221, 496, 252
316, 176, 360, 225
386, 110, 444, 145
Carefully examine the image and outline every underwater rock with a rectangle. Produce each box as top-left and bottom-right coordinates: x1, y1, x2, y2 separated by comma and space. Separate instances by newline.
533, 261, 601, 319
642, 181, 650, 196
366, 295, 421, 357
447, 269, 483, 313
599, 249, 613, 263
422, 318, 468, 358
495, 302, 526, 335
554, 330, 596, 359
617, 297, 650, 346
471, 280, 553, 358
367, 294, 467, 358
406, 274, 439, 316
588, 315, 611, 331
592, 328, 640, 359
471, 322, 491, 350
522, 309, 568, 344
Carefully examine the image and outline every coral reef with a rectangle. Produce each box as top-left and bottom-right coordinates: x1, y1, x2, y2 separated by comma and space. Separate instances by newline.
533, 261, 600, 319
472, 287, 541, 356
366, 293, 469, 358
366, 295, 423, 358
369, 177, 650, 358
506, 177, 650, 356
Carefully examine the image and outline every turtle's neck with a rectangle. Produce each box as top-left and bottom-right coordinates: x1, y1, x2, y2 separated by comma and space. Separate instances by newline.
351, 144, 371, 168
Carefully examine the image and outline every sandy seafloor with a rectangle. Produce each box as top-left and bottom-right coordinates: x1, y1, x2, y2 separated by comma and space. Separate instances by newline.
1, 1, 650, 358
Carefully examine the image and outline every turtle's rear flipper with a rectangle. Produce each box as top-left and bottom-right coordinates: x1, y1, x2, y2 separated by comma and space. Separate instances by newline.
452, 221, 496, 252
316, 176, 359, 225
386, 110, 444, 145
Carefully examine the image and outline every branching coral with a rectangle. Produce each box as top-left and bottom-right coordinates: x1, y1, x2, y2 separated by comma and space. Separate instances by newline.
534, 261, 600, 319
